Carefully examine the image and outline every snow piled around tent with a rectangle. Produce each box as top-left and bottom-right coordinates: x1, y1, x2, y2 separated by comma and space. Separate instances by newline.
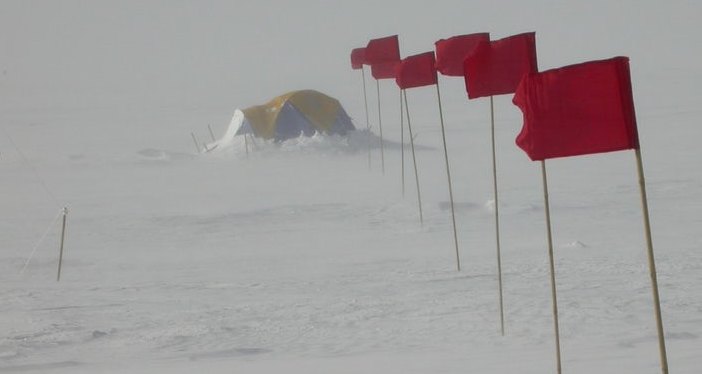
206, 109, 378, 157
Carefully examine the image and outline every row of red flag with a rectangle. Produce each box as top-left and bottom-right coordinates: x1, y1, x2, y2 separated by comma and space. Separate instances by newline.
350, 32, 639, 161
350, 33, 669, 374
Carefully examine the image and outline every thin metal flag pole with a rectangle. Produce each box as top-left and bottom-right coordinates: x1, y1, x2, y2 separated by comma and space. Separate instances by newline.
244, 133, 250, 158
362, 67, 371, 170
541, 160, 562, 374
56, 207, 68, 282
435, 80, 460, 271
490, 96, 505, 336
400, 89, 405, 196
376, 79, 385, 175
403, 89, 423, 225
634, 148, 669, 374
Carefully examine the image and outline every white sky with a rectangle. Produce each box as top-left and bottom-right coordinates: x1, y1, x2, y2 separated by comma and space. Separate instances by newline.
1, 0, 700, 113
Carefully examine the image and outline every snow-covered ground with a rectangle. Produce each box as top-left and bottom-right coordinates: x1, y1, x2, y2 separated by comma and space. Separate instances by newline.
1, 1, 701, 373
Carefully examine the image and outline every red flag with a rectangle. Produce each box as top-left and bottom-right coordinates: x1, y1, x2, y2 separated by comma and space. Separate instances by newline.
371, 61, 399, 80
435, 33, 490, 76
395, 52, 437, 89
513, 57, 639, 161
351, 48, 366, 70
464, 32, 537, 99
365, 35, 400, 65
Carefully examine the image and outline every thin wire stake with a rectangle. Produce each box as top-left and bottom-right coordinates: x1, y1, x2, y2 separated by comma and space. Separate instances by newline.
376, 79, 385, 175
400, 88, 405, 197
362, 67, 371, 170
56, 207, 68, 282
403, 90, 423, 225
541, 160, 562, 374
20, 209, 64, 274
490, 96, 505, 336
634, 148, 669, 374
435, 81, 460, 271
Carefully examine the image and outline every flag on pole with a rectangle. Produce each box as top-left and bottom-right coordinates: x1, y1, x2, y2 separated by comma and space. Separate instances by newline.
513, 56, 639, 161
435, 33, 490, 76
464, 32, 537, 99
395, 52, 438, 89
351, 47, 367, 70
365, 35, 401, 177
365, 35, 400, 65
513, 55, 670, 374
371, 61, 399, 80
367, 35, 401, 79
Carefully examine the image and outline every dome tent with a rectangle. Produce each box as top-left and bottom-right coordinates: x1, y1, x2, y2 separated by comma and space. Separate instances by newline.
233, 90, 355, 141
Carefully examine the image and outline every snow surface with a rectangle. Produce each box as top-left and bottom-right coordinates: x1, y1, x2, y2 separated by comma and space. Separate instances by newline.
2, 1, 701, 373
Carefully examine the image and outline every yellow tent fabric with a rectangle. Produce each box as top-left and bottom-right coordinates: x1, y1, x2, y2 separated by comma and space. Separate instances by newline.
239, 90, 354, 140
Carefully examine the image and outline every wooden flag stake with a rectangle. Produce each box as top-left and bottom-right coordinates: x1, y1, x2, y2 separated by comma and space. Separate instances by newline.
634, 148, 669, 374
361, 67, 371, 170
541, 161, 562, 374
435, 81, 460, 271
56, 207, 68, 282
403, 89, 423, 225
400, 89, 405, 197
376, 79, 385, 174
490, 96, 506, 336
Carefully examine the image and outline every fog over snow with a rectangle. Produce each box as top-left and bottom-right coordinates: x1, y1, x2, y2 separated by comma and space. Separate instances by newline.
1, 1, 701, 373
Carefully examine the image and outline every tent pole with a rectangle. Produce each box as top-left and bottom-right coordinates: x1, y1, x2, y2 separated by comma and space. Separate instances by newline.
403, 89, 423, 225
208, 124, 216, 142
490, 96, 505, 336
376, 79, 385, 175
400, 88, 405, 197
634, 148, 669, 374
249, 133, 259, 150
56, 207, 68, 282
435, 81, 460, 271
362, 67, 371, 170
541, 160, 562, 374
